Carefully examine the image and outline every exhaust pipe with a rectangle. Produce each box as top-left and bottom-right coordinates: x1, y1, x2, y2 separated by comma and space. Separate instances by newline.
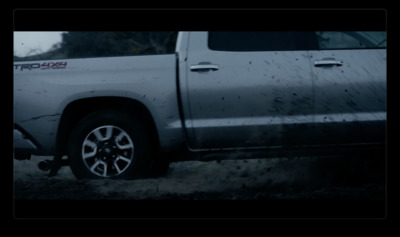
38, 160, 52, 172
38, 159, 70, 172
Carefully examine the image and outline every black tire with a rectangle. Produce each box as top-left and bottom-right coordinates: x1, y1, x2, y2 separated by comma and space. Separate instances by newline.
67, 110, 153, 179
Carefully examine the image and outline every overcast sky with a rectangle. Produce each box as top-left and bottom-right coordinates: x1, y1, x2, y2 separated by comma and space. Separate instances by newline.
14, 31, 64, 57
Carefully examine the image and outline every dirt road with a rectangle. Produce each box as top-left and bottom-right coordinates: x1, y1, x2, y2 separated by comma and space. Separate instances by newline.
14, 155, 385, 200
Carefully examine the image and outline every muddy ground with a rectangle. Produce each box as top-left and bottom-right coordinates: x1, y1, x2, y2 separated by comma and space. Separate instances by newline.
13, 154, 387, 218
14, 154, 385, 200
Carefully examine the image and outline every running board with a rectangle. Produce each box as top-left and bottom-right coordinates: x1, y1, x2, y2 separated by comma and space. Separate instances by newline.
174, 143, 386, 162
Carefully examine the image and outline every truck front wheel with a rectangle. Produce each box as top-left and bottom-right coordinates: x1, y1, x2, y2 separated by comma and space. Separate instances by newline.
67, 110, 153, 179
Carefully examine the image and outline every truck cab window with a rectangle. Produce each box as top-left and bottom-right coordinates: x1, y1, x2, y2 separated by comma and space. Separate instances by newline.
208, 32, 318, 51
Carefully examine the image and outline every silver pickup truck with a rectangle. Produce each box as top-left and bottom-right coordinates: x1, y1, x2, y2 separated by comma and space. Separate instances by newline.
14, 31, 386, 179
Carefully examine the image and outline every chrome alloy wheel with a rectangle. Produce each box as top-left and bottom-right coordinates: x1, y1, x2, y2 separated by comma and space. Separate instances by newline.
81, 125, 134, 177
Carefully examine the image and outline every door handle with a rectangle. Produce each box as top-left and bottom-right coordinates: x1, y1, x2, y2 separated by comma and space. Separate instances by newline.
314, 59, 343, 67
190, 64, 219, 72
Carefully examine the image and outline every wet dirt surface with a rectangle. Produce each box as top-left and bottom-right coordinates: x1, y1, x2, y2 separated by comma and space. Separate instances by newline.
14, 155, 385, 200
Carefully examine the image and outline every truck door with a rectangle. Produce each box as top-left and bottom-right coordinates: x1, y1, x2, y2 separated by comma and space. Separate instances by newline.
182, 32, 317, 150
309, 31, 386, 145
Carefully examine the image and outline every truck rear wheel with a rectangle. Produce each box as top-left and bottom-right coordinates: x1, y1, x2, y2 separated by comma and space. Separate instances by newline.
67, 110, 153, 179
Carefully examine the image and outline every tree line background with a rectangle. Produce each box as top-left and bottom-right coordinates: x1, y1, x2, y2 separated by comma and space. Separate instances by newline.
14, 31, 178, 61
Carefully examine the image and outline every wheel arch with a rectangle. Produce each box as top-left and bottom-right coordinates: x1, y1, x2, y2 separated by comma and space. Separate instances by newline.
56, 96, 160, 156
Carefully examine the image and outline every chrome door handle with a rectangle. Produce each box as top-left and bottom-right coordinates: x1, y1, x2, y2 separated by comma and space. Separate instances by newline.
190, 64, 219, 71
314, 60, 343, 67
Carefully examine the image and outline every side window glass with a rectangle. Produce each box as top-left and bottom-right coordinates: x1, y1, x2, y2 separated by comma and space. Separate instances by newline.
316, 31, 386, 50
208, 32, 318, 51
14, 31, 178, 61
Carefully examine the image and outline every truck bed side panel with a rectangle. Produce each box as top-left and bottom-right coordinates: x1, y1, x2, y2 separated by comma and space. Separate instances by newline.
14, 54, 185, 154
